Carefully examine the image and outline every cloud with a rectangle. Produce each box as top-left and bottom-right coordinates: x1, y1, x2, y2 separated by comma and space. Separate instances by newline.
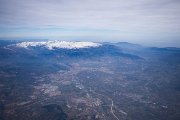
0, 0, 180, 46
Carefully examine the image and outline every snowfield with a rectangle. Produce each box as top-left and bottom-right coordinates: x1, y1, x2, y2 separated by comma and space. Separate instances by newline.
15, 40, 102, 50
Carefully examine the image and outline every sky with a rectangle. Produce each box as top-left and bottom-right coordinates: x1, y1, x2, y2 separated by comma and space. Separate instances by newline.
0, 0, 180, 47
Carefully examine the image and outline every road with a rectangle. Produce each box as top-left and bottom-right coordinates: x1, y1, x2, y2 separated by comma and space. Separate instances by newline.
91, 90, 120, 120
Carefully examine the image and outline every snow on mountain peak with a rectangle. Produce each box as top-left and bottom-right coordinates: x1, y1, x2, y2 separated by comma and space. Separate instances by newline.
15, 40, 102, 50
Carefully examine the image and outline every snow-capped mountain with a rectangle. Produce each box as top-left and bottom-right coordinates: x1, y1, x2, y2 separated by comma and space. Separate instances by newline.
15, 40, 101, 50
2, 40, 141, 59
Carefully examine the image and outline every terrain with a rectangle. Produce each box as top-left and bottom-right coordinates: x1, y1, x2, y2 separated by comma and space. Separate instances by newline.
0, 40, 180, 120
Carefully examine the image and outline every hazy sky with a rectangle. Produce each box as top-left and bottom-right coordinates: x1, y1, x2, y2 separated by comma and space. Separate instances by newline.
0, 0, 180, 47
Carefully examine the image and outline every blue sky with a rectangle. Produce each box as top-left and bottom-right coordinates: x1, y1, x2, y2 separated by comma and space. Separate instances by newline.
0, 0, 180, 47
